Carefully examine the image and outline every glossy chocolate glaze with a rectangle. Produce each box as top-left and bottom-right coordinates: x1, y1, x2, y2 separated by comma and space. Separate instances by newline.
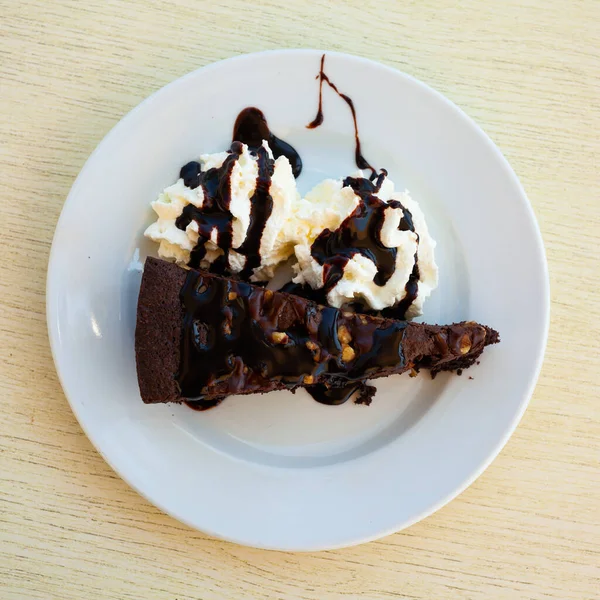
184, 398, 223, 411
306, 381, 377, 406
307, 54, 377, 178
305, 383, 357, 405
280, 281, 328, 304
177, 269, 408, 402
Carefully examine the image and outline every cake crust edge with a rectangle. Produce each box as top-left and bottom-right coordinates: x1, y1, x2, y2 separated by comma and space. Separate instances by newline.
135, 257, 186, 403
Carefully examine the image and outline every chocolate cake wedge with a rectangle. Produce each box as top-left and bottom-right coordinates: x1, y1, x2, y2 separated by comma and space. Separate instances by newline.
135, 257, 499, 407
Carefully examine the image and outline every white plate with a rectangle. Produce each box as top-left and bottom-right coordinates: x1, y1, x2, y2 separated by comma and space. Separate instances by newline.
47, 49, 549, 551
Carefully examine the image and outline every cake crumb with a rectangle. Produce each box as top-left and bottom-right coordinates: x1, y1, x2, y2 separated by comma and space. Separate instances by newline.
355, 383, 376, 406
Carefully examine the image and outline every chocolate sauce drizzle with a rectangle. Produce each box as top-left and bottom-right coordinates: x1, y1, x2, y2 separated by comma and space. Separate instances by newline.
304, 55, 422, 320
176, 108, 301, 278
178, 270, 408, 404
311, 176, 410, 289
308, 54, 377, 179
235, 144, 275, 280
176, 145, 241, 271
382, 257, 420, 321
308, 175, 420, 320
233, 107, 302, 178
306, 381, 377, 406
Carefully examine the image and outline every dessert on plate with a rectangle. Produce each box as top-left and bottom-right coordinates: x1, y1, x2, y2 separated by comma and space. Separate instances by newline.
136, 258, 499, 408
137, 85, 499, 408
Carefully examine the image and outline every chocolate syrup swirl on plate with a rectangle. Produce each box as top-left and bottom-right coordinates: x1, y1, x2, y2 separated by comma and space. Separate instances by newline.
308, 54, 378, 179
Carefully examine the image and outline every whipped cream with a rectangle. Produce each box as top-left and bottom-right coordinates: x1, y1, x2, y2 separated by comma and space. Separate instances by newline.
144, 142, 300, 281
292, 173, 438, 318
145, 149, 437, 317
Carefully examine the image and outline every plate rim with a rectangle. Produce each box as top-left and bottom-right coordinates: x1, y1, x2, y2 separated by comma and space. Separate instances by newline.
46, 48, 550, 550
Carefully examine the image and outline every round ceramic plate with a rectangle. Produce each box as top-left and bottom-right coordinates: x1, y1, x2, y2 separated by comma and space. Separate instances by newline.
47, 49, 549, 551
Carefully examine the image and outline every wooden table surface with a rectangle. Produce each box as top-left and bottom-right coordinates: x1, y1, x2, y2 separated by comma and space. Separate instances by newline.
2, 1, 599, 598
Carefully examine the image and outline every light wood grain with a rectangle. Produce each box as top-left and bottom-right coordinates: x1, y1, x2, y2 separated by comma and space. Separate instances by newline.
1, 0, 599, 598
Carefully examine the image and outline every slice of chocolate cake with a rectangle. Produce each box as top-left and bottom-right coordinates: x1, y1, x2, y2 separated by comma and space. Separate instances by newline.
135, 258, 499, 407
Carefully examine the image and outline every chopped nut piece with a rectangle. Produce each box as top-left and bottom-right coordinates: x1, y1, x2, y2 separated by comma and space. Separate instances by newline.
359, 315, 368, 325
409, 368, 418, 378
305, 340, 321, 362
343, 311, 354, 318
223, 322, 231, 335
303, 375, 314, 385
342, 345, 356, 362
271, 331, 288, 344
243, 366, 249, 374
264, 289, 273, 301
338, 325, 352, 344
459, 335, 471, 354
228, 291, 237, 301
